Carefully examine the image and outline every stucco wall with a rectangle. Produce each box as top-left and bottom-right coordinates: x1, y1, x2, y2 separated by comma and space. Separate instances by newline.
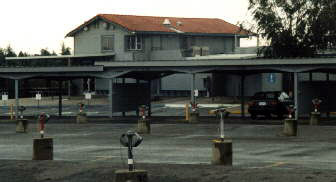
74, 19, 237, 60
72, 19, 242, 94
213, 73, 262, 97
193, 37, 234, 54
74, 20, 133, 61
161, 73, 210, 91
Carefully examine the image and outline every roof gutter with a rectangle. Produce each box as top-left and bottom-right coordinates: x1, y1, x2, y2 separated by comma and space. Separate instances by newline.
65, 15, 131, 37
134, 31, 250, 37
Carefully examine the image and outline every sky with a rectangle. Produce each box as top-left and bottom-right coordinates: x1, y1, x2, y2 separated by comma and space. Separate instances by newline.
0, 0, 255, 55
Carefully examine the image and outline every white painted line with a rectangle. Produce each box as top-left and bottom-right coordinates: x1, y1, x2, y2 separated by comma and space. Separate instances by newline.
87, 112, 99, 114
62, 112, 73, 115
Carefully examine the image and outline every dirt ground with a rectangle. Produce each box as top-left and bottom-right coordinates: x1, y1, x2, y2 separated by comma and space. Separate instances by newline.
2, 160, 336, 182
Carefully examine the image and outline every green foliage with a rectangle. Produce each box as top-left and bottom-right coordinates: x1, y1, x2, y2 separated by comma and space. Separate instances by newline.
60, 42, 71, 55
0, 44, 91, 67
40, 48, 53, 56
0, 48, 5, 64
248, 0, 336, 57
18, 51, 30, 57
4, 45, 17, 57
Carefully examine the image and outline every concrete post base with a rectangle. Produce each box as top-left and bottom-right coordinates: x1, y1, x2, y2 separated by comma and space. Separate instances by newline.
189, 112, 199, 123
16, 119, 28, 133
211, 139, 232, 166
76, 114, 87, 123
137, 119, 151, 134
310, 112, 320, 125
283, 119, 298, 136
114, 169, 148, 182
33, 138, 53, 160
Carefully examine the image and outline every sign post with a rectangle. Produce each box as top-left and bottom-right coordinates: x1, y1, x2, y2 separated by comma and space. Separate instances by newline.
85, 92, 91, 111
2, 92, 8, 118
194, 89, 199, 104
116, 131, 147, 181
211, 107, 232, 166
36, 92, 42, 111
120, 131, 143, 171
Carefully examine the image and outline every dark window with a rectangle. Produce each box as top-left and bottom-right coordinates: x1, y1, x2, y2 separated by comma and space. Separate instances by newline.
253, 92, 280, 99
101, 35, 114, 51
182, 36, 195, 49
126, 35, 142, 50
265, 93, 277, 99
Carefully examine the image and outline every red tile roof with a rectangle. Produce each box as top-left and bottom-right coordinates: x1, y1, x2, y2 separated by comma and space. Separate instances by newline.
66, 14, 252, 37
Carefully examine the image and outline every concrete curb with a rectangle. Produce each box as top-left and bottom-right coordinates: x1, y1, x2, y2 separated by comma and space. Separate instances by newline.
164, 104, 240, 108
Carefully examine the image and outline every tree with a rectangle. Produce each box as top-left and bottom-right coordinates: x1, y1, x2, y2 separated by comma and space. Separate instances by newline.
51, 51, 57, 56
18, 51, 30, 57
248, 0, 336, 57
40, 48, 52, 56
60, 42, 71, 55
39, 48, 58, 56
0, 48, 5, 64
4, 45, 17, 57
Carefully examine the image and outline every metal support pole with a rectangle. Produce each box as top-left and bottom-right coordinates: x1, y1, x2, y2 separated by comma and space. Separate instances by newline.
156, 79, 161, 96
191, 73, 195, 104
15, 79, 19, 119
122, 78, 126, 117
240, 75, 245, 118
68, 80, 71, 97
220, 112, 224, 139
136, 79, 140, 117
148, 80, 152, 117
294, 72, 298, 120
327, 73, 330, 118
109, 78, 114, 118
58, 80, 62, 117
87, 78, 91, 92
127, 135, 134, 171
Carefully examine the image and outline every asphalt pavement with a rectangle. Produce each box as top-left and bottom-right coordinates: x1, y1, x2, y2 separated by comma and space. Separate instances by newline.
1, 122, 336, 170
0, 96, 242, 117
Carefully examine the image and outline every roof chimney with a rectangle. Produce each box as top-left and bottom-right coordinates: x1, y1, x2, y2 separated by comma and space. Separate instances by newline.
163, 18, 171, 26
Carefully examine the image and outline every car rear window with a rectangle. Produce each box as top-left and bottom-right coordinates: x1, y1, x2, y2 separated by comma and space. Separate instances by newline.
265, 93, 277, 99
253, 92, 279, 99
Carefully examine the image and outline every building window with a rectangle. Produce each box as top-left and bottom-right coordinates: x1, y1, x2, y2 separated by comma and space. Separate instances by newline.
182, 36, 195, 49
126, 35, 142, 50
101, 35, 114, 51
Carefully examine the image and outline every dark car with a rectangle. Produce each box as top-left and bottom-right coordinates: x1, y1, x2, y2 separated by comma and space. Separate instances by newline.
248, 91, 293, 119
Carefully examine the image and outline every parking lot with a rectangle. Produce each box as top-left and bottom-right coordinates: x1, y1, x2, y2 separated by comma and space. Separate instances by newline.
0, 121, 335, 168
2, 96, 336, 181
0, 96, 242, 117
2, 120, 336, 181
